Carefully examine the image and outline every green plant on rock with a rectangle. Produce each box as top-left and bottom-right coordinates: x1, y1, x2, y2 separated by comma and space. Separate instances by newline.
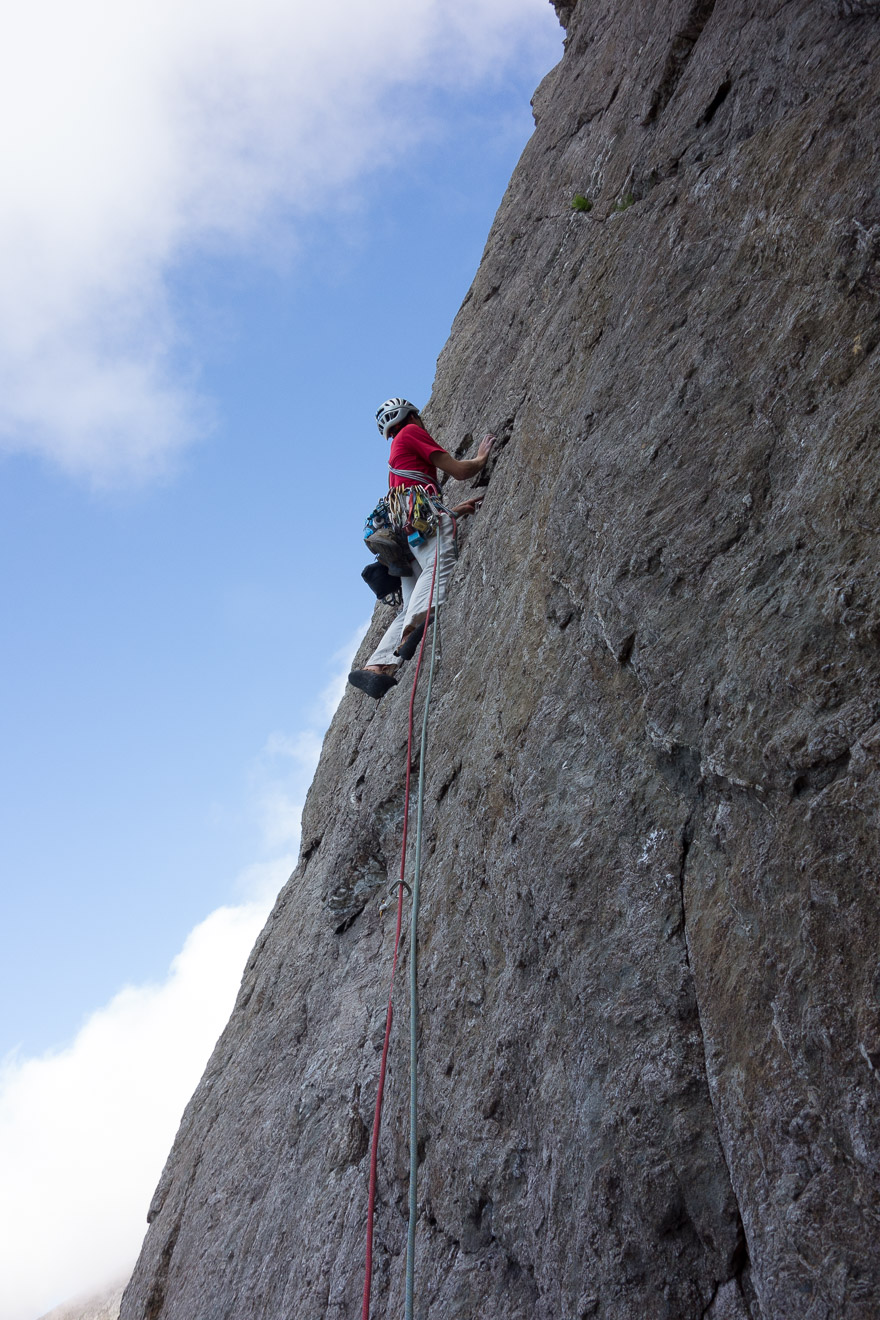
571, 193, 592, 212
614, 192, 635, 212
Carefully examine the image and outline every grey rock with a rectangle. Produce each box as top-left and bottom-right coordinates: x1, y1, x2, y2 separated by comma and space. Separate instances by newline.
122, 1, 880, 1317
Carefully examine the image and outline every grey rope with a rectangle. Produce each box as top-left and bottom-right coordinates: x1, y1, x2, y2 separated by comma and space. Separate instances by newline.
404, 534, 441, 1320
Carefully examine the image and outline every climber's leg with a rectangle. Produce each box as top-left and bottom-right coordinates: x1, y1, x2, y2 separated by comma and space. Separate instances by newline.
362, 564, 420, 669
397, 513, 456, 647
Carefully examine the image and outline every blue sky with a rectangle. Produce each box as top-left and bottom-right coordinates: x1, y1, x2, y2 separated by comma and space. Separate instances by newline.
0, 2, 562, 1315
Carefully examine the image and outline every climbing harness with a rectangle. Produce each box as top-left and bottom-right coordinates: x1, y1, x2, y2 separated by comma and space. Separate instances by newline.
361, 538, 442, 1320
363, 471, 458, 574
387, 467, 459, 550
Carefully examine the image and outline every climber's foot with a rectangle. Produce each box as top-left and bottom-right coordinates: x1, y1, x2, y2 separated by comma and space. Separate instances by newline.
348, 669, 398, 700
396, 617, 428, 662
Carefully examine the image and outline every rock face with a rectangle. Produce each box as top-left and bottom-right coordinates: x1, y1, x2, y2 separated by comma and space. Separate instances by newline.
121, 2, 880, 1317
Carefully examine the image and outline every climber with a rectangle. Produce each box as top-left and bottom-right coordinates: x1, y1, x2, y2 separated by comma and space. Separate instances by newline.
348, 398, 494, 699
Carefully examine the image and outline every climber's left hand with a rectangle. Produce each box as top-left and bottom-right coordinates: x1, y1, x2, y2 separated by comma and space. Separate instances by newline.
450, 497, 484, 517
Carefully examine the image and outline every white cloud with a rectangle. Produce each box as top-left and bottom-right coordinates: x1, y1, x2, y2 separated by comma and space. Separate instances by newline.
0, 902, 269, 1320
0, 625, 366, 1320
0, 0, 559, 483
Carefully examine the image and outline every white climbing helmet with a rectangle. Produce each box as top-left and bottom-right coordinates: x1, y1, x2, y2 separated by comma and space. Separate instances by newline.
375, 397, 418, 439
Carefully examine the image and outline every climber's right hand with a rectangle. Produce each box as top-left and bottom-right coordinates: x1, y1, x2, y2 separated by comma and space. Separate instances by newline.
477, 433, 496, 464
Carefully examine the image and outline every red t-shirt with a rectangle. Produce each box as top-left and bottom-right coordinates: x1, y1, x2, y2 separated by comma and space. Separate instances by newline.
388, 423, 446, 492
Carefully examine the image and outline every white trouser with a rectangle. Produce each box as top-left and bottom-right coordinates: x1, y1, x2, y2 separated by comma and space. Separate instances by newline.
366, 513, 457, 667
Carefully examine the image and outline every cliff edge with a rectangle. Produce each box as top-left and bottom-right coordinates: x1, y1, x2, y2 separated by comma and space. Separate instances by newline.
122, 1, 880, 1316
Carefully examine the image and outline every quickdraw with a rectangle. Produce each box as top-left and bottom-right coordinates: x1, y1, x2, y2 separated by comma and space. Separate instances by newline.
386, 466, 458, 550
387, 484, 439, 546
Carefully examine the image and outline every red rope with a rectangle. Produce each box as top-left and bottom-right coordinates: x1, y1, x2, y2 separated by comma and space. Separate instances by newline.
361, 548, 439, 1320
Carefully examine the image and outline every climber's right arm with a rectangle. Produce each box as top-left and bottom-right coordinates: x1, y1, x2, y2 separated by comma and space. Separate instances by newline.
434, 433, 495, 483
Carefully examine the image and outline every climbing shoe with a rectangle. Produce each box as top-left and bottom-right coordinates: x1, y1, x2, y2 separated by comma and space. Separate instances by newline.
395, 620, 427, 662
348, 670, 398, 700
